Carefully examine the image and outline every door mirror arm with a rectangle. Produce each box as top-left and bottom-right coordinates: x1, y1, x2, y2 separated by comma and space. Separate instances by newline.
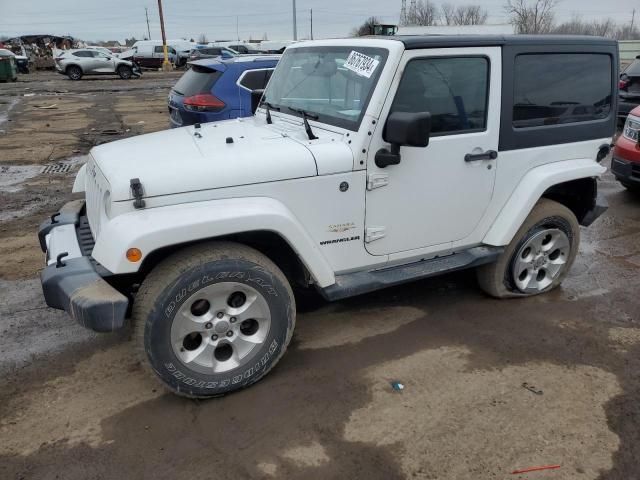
375, 144, 401, 168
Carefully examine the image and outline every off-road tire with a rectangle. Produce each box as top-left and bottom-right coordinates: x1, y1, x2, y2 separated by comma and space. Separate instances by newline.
132, 241, 296, 398
476, 199, 580, 298
117, 65, 133, 80
66, 65, 82, 80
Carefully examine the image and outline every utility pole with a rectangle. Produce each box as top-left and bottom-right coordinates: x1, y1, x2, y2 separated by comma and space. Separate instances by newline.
145, 7, 151, 40
632, 9, 636, 31
157, 0, 171, 70
236, 16, 240, 42
310, 9, 313, 40
292, 0, 297, 40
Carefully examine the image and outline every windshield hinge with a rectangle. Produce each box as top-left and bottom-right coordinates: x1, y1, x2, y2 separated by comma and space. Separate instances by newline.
365, 226, 386, 243
367, 173, 389, 191
130, 178, 146, 209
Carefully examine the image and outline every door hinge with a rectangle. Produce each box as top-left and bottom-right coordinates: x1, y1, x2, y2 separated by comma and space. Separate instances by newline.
367, 173, 389, 191
365, 226, 386, 243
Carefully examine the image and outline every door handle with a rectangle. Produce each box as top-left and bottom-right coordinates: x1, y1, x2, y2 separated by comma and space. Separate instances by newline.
465, 150, 498, 162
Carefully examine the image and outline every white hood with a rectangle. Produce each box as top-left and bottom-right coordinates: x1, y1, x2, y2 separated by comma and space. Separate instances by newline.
90, 117, 320, 202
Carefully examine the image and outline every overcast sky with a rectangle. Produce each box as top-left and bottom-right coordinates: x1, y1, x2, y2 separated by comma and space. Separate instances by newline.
0, 0, 637, 43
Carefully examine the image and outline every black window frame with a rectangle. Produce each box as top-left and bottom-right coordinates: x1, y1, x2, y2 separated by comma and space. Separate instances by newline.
238, 68, 274, 91
390, 54, 491, 138
499, 43, 618, 151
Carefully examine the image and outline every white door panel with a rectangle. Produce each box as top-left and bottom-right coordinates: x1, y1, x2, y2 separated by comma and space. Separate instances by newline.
365, 47, 501, 256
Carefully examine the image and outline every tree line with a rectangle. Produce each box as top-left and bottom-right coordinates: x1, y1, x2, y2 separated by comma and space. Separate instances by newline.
352, 0, 640, 40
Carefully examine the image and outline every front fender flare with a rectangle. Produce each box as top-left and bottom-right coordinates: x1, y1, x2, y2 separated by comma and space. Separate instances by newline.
92, 197, 336, 287
483, 158, 606, 246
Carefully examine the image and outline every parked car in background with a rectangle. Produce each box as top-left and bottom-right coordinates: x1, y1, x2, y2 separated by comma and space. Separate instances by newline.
0, 48, 29, 74
168, 55, 279, 127
85, 46, 116, 57
127, 39, 195, 68
55, 49, 140, 80
189, 47, 237, 62
619, 55, 640, 124
612, 105, 640, 192
210, 41, 261, 54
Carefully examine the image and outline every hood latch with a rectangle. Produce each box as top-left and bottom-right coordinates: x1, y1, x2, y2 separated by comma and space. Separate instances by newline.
130, 178, 146, 209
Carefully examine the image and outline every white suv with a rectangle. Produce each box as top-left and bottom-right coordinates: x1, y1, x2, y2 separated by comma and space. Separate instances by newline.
39, 36, 615, 397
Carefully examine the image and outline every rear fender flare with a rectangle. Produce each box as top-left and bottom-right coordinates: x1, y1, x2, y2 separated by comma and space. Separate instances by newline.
483, 158, 606, 246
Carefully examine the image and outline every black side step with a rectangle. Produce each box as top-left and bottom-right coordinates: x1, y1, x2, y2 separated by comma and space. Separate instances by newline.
319, 246, 503, 301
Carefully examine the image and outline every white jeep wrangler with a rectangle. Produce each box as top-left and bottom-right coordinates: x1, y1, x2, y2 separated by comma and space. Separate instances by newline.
39, 35, 615, 397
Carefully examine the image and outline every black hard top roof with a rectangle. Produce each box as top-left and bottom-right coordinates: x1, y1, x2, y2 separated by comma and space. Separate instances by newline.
380, 34, 618, 49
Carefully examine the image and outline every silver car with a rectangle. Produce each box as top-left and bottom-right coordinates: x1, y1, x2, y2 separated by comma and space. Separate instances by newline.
55, 49, 140, 80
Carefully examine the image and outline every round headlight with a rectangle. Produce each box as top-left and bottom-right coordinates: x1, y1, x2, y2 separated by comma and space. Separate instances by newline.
103, 190, 111, 218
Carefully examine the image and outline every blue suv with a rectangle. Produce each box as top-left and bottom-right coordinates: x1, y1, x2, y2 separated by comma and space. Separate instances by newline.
168, 56, 279, 127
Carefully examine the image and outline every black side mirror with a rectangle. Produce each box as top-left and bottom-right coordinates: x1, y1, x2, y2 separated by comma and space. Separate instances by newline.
375, 111, 431, 168
251, 89, 265, 114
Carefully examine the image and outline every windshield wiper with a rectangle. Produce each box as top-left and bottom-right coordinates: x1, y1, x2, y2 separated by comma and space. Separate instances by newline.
260, 101, 280, 125
288, 107, 319, 140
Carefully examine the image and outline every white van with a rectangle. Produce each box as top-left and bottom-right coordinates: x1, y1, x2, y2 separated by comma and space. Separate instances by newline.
127, 39, 196, 68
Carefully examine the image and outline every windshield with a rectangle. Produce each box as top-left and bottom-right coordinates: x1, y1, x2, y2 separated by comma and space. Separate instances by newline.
263, 46, 388, 130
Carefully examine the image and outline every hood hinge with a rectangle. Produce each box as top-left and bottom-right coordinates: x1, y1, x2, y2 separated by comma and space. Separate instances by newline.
367, 173, 389, 191
130, 178, 146, 209
365, 226, 386, 243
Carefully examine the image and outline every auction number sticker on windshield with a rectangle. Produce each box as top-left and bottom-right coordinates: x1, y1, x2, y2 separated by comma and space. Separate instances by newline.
344, 51, 380, 78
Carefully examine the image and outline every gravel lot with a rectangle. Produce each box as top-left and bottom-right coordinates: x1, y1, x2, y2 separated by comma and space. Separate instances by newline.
1, 70, 639, 480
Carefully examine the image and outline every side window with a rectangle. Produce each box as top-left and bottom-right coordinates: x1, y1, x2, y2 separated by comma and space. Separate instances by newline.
240, 70, 269, 90
513, 54, 612, 128
264, 69, 274, 86
391, 56, 489, 135
73, 51, 91, 58
169, 47, 177, 55
154, 46, 164, 54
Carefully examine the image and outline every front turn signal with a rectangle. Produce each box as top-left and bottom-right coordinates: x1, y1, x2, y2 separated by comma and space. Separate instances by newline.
126, 248, 143, 263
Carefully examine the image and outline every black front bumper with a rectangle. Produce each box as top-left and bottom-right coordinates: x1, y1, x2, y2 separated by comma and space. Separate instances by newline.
611, 156, 640, 186
39, 200, 129, 332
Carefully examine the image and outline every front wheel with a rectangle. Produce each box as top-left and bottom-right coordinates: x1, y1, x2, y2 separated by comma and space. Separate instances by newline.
66, 65, 82, 80
133, 242, 296, 398
477, 199, 579, 298
117, 65, 133, 79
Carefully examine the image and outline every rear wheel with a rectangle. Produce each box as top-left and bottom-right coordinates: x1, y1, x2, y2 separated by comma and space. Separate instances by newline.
66, 65, 82, 80
133, 242, 296, 398
117, 65, 133, 79
477, 199, 579, 298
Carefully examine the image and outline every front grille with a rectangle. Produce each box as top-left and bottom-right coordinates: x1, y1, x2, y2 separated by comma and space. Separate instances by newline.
84, 158, 110, 239
76, 214, 95, 257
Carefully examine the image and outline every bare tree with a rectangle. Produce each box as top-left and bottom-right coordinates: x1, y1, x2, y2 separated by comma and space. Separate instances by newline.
197, 33, 208, 44
452, 5, 489, 25
404, 0, 440, 26
505, 0, 557, 34
441, 3, 456, 25
616, 24, 640, 40
351, 16, 382, 37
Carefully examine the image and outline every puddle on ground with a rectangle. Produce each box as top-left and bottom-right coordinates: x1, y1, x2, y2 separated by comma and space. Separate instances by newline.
0, 97, 20, 134
0, 155, 86, 194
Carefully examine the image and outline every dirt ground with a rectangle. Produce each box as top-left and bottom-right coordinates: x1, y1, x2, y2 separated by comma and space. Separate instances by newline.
1, 71, 640, 480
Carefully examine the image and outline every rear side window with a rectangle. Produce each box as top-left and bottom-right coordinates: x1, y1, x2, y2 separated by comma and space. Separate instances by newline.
513, 54, 612, 128
172, 66, 222, 96
239, 69, 273, 91
624, 59, 640, 76
390, 56, 489, 135
202, 48, 221, 55
154, 46, 163, 54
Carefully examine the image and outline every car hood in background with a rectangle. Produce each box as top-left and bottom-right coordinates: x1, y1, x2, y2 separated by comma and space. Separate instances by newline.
90, 117, 319, 202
